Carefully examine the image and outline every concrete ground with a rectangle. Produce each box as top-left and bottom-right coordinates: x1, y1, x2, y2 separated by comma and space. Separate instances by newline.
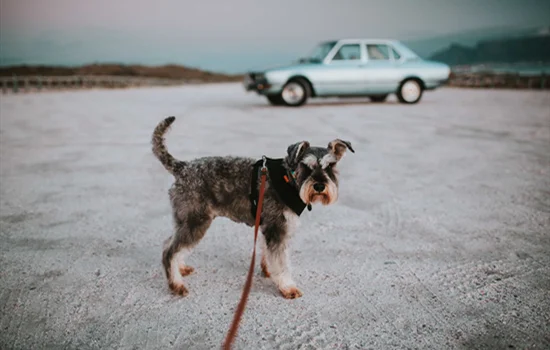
0, 84, 549, 350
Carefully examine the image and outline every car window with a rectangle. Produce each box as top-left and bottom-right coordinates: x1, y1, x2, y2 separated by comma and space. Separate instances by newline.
306, 41, 337, 62
331, 44, 361, 61
391, 47, 402, 60
366, 44, 391, 60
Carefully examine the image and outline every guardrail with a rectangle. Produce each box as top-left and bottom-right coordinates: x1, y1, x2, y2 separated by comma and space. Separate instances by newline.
448, 71, 549, 89
0, 75, 208, 94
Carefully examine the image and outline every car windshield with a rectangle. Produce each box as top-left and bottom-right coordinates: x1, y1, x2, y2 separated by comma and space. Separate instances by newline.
301, 41, 337, 63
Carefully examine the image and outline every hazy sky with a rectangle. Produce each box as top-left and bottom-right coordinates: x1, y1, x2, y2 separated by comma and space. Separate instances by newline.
1, 0, 549, 72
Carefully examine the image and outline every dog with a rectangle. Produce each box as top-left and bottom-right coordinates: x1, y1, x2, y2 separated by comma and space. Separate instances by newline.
152, 116, 354, 299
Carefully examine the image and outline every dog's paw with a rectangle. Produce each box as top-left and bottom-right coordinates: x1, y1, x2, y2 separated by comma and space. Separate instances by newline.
260, 258, 270, 278
279, 286, 303, 299
168, 281, 189, 297
179, 265, 195, 276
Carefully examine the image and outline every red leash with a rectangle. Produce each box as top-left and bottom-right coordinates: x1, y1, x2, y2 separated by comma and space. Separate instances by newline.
222, 159, 267, 350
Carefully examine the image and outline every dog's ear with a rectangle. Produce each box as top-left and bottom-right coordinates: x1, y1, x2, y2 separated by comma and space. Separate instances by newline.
287, 141, 310, 164
327, 139, 355, 161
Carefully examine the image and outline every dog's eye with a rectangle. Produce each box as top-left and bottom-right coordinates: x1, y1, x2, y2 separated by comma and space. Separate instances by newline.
299, 163, 312, 174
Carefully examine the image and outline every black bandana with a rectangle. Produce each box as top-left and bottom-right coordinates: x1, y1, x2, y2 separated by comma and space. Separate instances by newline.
249, 157, 311, 220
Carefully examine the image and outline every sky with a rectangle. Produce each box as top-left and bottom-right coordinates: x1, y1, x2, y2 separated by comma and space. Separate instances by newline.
1, 0, 549, 73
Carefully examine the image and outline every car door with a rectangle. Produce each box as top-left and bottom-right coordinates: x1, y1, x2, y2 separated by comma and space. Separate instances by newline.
310, 42, 368, 96
361, 43, 402, 94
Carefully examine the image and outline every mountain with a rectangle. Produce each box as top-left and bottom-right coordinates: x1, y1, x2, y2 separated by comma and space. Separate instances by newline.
0, 63, 243, 81
428, 31, 550, 66
402, 26, 547, 59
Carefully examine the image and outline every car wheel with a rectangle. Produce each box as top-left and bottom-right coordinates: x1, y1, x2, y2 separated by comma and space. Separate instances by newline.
369, 94, 388, 103
281, 79, 310, 107
266, 94, 285, 106
397, 79, 423, 104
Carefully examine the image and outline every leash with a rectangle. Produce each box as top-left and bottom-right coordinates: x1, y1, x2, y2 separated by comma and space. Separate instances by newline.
222, 156, 268, 350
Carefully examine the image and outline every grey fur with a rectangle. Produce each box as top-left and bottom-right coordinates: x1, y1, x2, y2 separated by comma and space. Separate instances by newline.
151, 116, 354, 298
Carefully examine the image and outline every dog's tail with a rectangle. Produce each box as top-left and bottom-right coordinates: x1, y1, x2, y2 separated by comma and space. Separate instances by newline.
152, 116, 185, 176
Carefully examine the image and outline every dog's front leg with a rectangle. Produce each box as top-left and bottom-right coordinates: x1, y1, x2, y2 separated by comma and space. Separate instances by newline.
262, 223, 302, 299
270, 242, 302, 299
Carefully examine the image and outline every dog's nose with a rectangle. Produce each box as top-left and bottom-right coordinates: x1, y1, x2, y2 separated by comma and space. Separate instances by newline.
313, 183, 325, 192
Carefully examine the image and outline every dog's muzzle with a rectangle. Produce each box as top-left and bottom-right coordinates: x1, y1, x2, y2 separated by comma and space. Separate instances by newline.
313, 183, 325, 193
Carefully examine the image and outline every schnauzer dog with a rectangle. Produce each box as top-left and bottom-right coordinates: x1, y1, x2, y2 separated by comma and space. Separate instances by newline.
152, 116, 354, 299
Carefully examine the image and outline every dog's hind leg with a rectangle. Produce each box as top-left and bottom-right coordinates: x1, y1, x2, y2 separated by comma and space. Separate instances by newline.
260, 234, 271, 278
162, 208, 213, 296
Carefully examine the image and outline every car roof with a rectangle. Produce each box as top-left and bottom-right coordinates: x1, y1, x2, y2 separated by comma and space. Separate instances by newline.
336, 38, 399, 43
325, 38, 420, 59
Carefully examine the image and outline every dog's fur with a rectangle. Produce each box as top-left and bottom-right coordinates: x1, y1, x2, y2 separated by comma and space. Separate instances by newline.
152, 116, 354, 298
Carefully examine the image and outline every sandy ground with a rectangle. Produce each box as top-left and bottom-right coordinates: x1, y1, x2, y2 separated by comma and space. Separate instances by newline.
0, 84, 549, 350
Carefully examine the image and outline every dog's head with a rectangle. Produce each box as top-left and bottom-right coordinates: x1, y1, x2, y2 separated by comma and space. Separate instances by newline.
285, 139, 354, 206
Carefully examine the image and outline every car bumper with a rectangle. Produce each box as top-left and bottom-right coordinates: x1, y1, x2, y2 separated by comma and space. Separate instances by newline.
243, 73, 280, 95
244, 79, 271, 93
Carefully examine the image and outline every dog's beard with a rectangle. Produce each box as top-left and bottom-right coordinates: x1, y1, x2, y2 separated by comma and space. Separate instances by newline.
299, 179, 338, 206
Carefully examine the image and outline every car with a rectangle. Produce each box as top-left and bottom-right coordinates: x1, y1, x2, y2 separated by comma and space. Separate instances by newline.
243, 39, 451, 106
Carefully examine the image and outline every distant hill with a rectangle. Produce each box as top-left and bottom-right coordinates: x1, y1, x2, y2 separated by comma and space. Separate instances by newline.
0, 63, 243, 82
402, 25, 546, 59
429, 33, 550, 66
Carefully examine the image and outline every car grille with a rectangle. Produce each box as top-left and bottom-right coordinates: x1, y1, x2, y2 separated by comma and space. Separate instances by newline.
247, 72, 265, 82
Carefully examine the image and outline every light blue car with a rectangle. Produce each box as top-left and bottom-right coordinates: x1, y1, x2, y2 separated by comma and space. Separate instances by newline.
244, 39, 450, 106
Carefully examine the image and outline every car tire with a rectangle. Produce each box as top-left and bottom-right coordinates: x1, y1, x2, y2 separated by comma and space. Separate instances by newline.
397, 79, 423, 104
281, 79, 310, 107
266, 94, 285, 106
369, 94, 388, 103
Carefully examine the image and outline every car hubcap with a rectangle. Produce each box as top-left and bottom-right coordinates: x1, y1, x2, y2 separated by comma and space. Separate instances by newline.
401, 81, 421, 102
282, 83, 305, 104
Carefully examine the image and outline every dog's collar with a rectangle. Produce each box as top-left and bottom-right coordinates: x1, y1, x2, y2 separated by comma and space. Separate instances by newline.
283, 168, 313, 212
286, 169, 298, 186
250, 157, 311, 220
